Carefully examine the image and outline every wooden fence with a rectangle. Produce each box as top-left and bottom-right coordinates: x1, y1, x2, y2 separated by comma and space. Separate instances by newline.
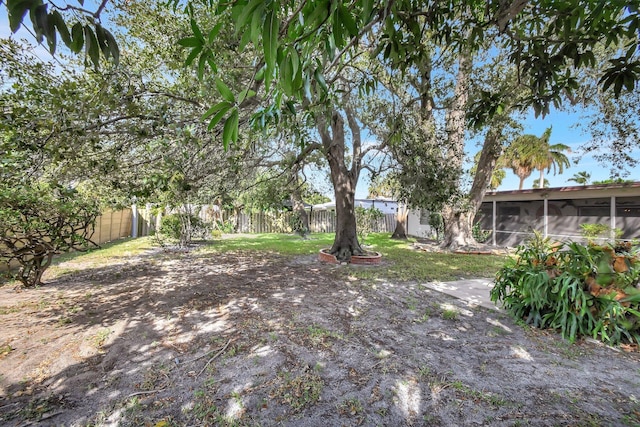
231, 211, 397, 234
91, 209, 133, 245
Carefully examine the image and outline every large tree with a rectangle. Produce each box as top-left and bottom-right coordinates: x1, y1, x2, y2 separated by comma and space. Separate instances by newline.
5, 0, 640, 253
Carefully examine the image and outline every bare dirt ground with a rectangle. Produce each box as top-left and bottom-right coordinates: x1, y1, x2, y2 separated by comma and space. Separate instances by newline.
1, 244, 639, 426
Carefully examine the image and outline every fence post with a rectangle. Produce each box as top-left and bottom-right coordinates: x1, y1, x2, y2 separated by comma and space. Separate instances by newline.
131, 204, 138, 238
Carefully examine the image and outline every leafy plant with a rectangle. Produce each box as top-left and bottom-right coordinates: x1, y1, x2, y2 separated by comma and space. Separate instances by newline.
428, 212, 444, 242
355, 206, 384, 244
159, 213, 211, 246
491, 232, 640, 346
580, 223, 622, 244
0, 183, 100, 287
472, 223, 491, 244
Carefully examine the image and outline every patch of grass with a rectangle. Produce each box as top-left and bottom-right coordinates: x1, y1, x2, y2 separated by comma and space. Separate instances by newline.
270, 371, 324, 412
91, 328, 111, 349
196, 233, 506, 282
305, 324, 344, 345
442, 309, 459, 321
337, 397, 363, 416
352, 233, 507, 281
42, 237, 154, 280
450, 381, 508, 407
198, 233, 334, 256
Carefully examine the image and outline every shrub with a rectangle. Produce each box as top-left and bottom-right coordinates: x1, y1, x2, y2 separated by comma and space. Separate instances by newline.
355, 206, 384, 244
428, 212, 444, 241
0, 183, 100, 287
491, 233, 640, 346
159, 213, 210, 246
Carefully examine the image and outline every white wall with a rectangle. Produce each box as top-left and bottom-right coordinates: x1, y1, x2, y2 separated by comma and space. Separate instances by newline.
406, 209, 434, 238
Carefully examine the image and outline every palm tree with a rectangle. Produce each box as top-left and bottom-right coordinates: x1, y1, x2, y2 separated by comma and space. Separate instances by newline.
529, 127, 571, 187
533, 178, 550, 188
568, 171, 591, 185
499, 127, 570, 190
498, 135, 539, 190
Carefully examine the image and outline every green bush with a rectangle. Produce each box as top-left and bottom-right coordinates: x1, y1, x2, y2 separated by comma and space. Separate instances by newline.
159, 213, 210, 246
491, 233, 640, 346
0, 183, 100, 287
355, 206, 384, 244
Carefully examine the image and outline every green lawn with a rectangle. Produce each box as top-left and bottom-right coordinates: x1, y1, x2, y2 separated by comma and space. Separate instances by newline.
201, 233, 508, 282
15, 233, 507, 285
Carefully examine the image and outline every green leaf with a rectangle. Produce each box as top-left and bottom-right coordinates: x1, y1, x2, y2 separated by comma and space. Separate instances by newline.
84, 25, 100, 68
202, 101, 232, 121
50, 11, 70, 46
207, 103, 232, 130
197, 52, 208, 80
263, 10, 279, 74
103, 29, 120, 64
190, 19, 204, 41
332, 9, 344, 49
70, 22, 84, 54
222, 108, 239, 150
250, 5, 264, 47
185, 45, 203, 66
237, 0, 263, 30
208, 22, 223, 44
237, 88, 256, 104
314, 68, 328, 93
8, 0, 36, 33
32, 4, 49, 45
215, 78, 235, 103
178, 37, 201, 47
280, 54, 292, 95
239, 29, 252, 51
95, 23, 110, 60
338, 4, 358, 37
361, 0, 373, 22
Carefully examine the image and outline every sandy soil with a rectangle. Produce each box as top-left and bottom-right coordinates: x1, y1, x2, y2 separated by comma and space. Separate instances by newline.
0, 245, 639, 426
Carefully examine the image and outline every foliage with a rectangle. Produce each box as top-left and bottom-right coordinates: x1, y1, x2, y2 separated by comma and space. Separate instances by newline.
4, 0, 119, 68
355, 207, 384, 244
159, 213, 211, 246
289, 211, 309, 237
472, 223, 491, 244
491, 233, 640, 346
532, 178, 550, 189
580, 223, 622, 244
0, 183, 100, 287
428, 213, 444, 242
568, 171, 591, 186
499, 127, 570, 190
592, 178, 635, 185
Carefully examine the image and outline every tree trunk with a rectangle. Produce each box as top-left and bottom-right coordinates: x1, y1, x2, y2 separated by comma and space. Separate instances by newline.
317, 108, 363, 262
330, 178, 363, 260
440, 50, 474, 249
290, 182, 309, 236
441, 104, 507, 250
519, 176, 525, 190
391, 203, 409, 239
441, 208, 476, 248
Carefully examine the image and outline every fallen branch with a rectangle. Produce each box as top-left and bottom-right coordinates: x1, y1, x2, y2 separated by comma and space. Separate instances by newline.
184, 337, 233, 364
126, 388, 166, 399
17, 410, 64, 427
197, 338, 234, 378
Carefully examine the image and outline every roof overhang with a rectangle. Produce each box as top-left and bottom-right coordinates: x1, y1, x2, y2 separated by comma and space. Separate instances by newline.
483, 182, 640, 202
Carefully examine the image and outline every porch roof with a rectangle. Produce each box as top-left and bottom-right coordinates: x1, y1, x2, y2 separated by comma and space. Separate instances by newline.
483, 182, 640, 202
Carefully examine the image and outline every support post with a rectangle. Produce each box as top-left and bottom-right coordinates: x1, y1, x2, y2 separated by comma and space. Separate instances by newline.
543, 198, 549, 238
131, 204, 138, 238
492, 200, 497, 246
611, 196, 617, 241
